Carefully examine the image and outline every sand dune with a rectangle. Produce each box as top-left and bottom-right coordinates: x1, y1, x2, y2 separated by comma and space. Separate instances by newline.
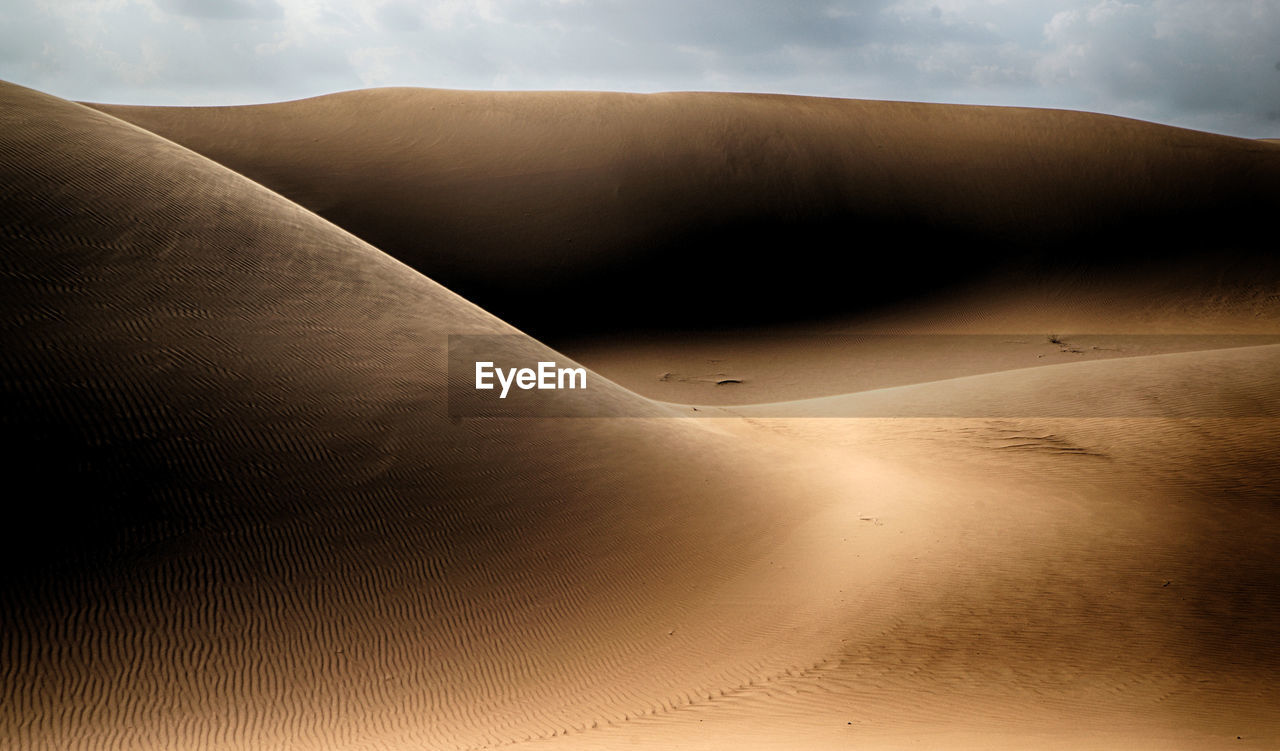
89, 89, 1280, 337
0, 81, 849, 750
3, 79, 1279, 751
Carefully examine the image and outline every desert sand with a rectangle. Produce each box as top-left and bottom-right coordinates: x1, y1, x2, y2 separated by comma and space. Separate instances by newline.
2, 80, 1278, 750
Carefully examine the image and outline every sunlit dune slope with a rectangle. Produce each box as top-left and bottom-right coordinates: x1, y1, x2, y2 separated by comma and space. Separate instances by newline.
89, 89, 1280, 335
522, 393, 1280, 750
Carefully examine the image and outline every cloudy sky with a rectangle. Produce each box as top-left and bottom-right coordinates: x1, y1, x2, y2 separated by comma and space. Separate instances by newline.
2, 0, 1278, 137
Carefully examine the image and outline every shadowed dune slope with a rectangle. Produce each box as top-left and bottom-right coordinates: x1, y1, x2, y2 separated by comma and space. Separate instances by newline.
90, 89, 1280, 336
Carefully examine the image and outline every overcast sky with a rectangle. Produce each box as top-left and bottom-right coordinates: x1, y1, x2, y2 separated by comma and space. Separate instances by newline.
3, 0, 1278, 137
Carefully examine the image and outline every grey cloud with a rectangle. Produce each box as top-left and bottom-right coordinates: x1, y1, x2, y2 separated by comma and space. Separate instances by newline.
1038, 1, 1280, 130
374, 1, 426, 32
0, 5, 61, 67
0, 0, 1276, 136
156, 0, 284, 20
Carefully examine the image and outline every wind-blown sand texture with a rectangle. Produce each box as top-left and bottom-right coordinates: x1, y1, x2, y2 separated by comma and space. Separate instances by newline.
3, 81, 1278, 750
